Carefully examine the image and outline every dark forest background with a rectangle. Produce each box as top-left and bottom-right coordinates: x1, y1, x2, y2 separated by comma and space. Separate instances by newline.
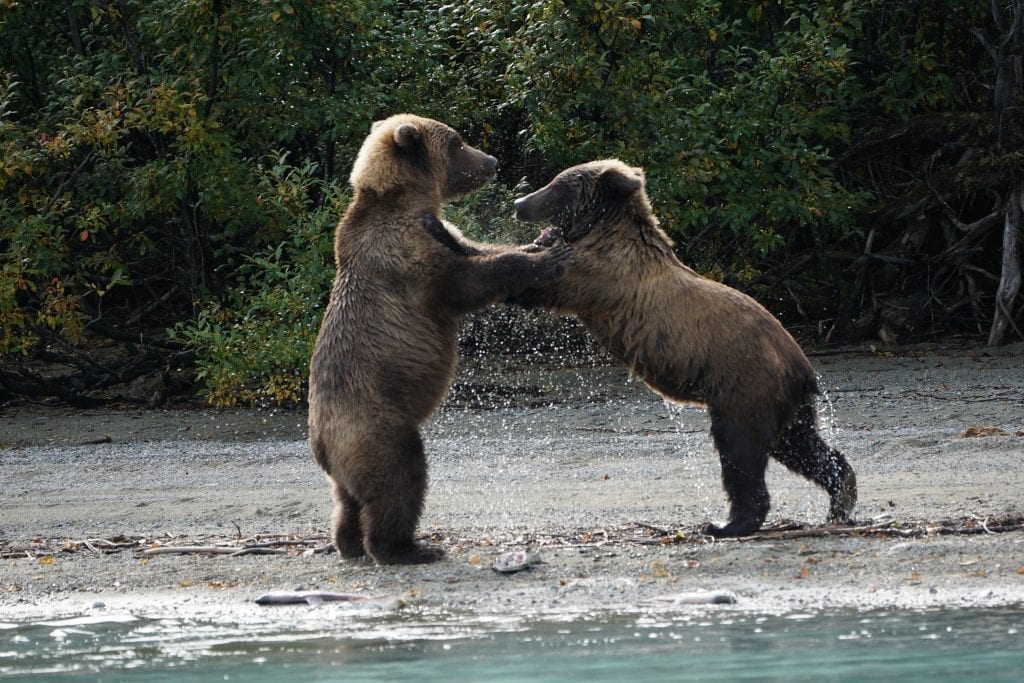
2, 0, 1022, 407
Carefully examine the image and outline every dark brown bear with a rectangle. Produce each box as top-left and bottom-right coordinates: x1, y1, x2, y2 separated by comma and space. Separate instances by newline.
307, 114, 566, 565
511, 159, 856, 537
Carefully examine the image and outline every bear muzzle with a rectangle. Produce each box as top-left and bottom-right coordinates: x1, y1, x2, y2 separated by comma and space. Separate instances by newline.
513, 193, 547, 222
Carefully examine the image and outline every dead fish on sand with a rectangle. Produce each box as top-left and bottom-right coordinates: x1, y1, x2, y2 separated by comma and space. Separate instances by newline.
492, 548, 542, 574
649, 590, 737, 606
255, 591, 370, 606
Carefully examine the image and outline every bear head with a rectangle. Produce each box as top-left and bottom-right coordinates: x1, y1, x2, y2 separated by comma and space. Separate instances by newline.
513, 159, 647, 243
349, 114, 498, 201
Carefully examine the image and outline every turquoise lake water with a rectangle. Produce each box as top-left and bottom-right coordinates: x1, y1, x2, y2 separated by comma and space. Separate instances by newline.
2, 607, 1021, 681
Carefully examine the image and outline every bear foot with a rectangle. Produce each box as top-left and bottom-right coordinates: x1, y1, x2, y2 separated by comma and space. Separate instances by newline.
701, 512, 766, 538
335, 541, 367, 560
333, 521, 367, 559
701, 521, 754, 538
369, 542, 444, 566
827, 468, 858, 525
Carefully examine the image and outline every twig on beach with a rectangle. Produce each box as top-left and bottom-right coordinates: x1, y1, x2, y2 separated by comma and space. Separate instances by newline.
134, 534, 334, 557
228, 547, 288, 557
77, 436, 113, 446
631, 521, 671, 535
240, 539, 331, 549
143, 545, 247, 556
142, 545, 290, 557
903, 388, 1020, 402
3, 515, 1022, 561
618, 514, 1024, 546
729, 524, 918, 541
715, 516, 1024, 542
81, 538, 138, 553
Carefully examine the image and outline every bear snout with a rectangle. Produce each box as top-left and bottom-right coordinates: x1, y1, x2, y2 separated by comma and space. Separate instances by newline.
514, 194, 545, 222
513, 196, 527, 218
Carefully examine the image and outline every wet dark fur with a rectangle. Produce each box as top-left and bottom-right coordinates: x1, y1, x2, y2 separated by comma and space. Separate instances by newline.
507, 159, 856, 537
307, 115, 566, 564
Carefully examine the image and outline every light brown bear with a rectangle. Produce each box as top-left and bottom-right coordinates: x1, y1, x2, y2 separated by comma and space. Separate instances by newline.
307, 114, 567, 564
510, 159, 856, 537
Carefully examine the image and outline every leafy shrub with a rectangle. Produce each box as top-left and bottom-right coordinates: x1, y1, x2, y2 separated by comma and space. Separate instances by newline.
1, 0, 1012, 406
172, 155, 340, 406
505, 0, 869, 273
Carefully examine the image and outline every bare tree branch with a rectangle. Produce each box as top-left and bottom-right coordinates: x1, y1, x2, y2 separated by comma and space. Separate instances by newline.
992, 0, 1008, 35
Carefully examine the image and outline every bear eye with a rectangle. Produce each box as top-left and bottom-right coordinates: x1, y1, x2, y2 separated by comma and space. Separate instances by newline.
448, 138, 464, 155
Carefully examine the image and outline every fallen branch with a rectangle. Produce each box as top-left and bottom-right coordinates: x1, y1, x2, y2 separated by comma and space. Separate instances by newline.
142, 545, 290, 557
142, 545, 256, 556
691, 515, 1024, 544
631, 521, 671, 535
902, 388, 1020, 402
81, 538, 136, 552
729, 523, 921, 541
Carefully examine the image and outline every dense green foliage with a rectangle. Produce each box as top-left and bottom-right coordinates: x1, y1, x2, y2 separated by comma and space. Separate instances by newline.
1, 0, 1017, 406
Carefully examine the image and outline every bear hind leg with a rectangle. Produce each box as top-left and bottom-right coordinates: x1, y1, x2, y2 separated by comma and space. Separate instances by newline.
354, 425, 443, 565
314, 434, 366, 559
770, 403, 857, 524
704, 414, 771, 538
330, 481, 366, 559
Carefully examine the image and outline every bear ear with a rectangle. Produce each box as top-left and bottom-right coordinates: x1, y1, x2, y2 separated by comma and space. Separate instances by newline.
600, 167, 644, 197
393, 122, 423, 149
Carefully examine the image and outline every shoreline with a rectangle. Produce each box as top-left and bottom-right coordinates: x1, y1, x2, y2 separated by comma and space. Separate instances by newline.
2, 343, 1024, 622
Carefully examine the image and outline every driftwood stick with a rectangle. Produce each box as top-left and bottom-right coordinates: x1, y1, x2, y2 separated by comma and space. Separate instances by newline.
142, 544, 291, 557
241, 539, 330, 549
142, 545, 241, 556
734, 524, 921, 541
227, 547, 288, 557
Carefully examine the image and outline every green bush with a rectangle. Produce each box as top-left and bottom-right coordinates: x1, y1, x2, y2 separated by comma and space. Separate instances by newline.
1, 0, 1009, 406
172, 155, 341, 406
505, 0, 869, 271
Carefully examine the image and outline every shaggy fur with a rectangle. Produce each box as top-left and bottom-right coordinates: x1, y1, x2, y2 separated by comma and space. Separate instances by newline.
510, 159, 856, 537
307, 114, 566, 564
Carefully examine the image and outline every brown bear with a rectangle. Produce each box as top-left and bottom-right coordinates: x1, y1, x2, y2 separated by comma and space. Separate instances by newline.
307, 114, 567, 564
509, 159, 857, 537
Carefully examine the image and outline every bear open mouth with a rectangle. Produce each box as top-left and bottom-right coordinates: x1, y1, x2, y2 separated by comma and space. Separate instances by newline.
532, 226, 563, 247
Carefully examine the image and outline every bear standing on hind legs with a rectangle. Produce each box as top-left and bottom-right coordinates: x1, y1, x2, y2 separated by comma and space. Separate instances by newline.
307, 115, 567, 565
509, 159, 856, 537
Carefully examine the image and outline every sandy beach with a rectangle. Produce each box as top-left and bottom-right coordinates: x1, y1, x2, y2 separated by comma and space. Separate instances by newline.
2, 342, 1023, 624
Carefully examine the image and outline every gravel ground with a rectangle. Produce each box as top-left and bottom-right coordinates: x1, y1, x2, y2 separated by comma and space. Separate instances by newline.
1, 342, 1023, 624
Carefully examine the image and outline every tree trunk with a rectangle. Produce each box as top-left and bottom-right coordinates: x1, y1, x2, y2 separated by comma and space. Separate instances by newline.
988, 184, 1023, 345
975, 0, 1024, 345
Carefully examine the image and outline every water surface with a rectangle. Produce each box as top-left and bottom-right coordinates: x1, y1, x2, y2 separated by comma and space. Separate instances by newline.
2, 607, 1021, 681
